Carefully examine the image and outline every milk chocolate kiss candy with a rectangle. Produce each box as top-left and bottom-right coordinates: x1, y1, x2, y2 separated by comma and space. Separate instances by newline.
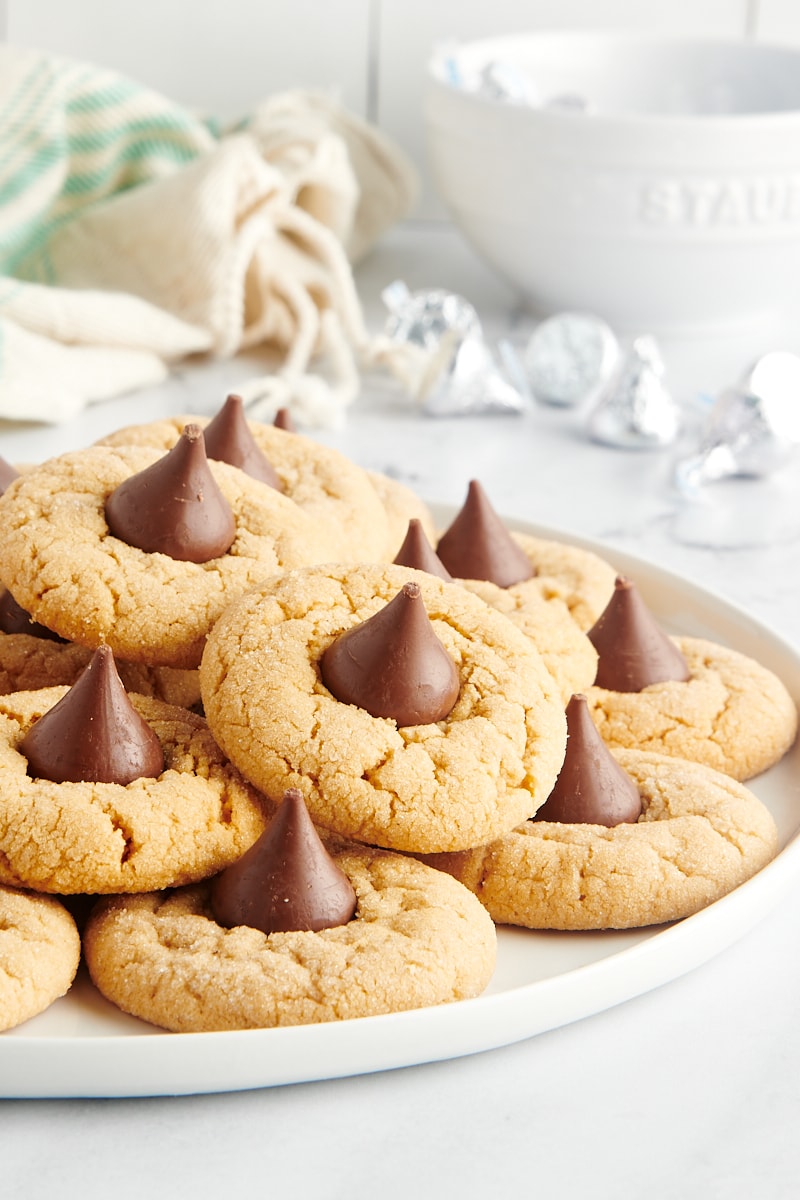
533, 694, 642, 826
320, 582, 460, 726
273, 407, 296, 432
393, 519, 453, 581
20, 646, 165, 785
589, 576, 690, 693
210, 789, 357, 934
436, 479, 534, 587
203, 394, 283, 490
105, 424, 236, 562
0, 589, 65, 642
0, 455, 19, 495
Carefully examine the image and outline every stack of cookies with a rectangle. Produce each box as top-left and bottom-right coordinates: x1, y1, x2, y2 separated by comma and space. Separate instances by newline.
0, 397, 794, 1034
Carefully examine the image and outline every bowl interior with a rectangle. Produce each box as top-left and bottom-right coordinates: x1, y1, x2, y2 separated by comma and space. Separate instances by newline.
431, 32, 800, 118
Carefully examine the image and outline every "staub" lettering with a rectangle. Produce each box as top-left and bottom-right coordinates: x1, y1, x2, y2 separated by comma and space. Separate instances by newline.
640, 177, 800, 226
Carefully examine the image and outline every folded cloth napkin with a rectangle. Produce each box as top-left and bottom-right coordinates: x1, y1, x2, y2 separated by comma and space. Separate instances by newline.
0, 46, 418, 425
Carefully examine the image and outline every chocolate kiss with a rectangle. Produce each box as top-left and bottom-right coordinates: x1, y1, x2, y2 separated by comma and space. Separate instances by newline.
320, 582, 460, 726
210, 789, 357, 934
203, 394, 283, 490
0, 589, 65, 642
0, 455, 19, 496
105, 424, 236, 563
273, 407, 296, 432
393, 519, 453, 582
19, 645, 165, 784
589, 576, 691, 693
436, 479, 534, 587
533, 694, 642, 826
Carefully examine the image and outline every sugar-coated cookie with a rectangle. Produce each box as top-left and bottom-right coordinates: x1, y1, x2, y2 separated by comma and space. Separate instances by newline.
366, 469, 438, 558
0, 689, 273, 894
460, 579, 598, 703
97, 414, 392, 561
0, 445, 335, 668
0, 884, 81, 1031
200, 563, 567, 854
500, 531, 618, 632
584, 636, 797, 780
423, 750, 778, 929
83, 841, 497, 1032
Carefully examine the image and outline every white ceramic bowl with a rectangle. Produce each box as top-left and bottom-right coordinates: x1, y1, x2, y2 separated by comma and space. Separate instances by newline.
426, 33, 800, 340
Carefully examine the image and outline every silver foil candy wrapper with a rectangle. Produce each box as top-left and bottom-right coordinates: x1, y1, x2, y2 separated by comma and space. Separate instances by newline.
380, 281, 527, 416
439, 45, 589, 109
524, 312, 619, 407
588, 336, 680, 448
675, 351, 800, 489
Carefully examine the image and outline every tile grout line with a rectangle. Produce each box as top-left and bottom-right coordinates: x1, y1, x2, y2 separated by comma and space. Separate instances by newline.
366, 0, 381, 125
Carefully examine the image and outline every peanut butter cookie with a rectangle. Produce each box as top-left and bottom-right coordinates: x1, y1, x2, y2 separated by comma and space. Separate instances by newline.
83, 841, 497, 1032
0, 445, 334, 668
200, 563, 567, 854
0, 884, 81, 1031
424, 750, 778, 929
584, 636, 797, 780
0, 689, 272, 894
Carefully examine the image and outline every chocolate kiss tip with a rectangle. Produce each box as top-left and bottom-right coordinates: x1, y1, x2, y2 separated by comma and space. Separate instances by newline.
0, 455, 19, 496
393, 519, 453, 582
436, 479, 534, 588
273, 407, 296, 432
210, 788, 357, 935
203, 394, 283, 490
19, 645, 165, 785
104, 424, 236, 563
320, 582, 460, 727
589, 575, 691, 693
533, 693, 642, 827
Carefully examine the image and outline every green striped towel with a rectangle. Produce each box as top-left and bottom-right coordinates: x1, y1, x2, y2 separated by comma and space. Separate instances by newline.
0, 46, 417, 424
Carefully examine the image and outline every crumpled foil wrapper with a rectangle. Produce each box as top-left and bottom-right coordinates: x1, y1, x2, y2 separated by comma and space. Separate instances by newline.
588, 336, 680, 448
375, 281, 527, 416
675, 350, 800, 489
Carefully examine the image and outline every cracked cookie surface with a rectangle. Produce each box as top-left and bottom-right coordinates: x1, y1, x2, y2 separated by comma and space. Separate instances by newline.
97, 415, 392, 561
0, 689, 273, 894
460, 579, 598, 704
423, 750, 778, 929
584, 636, 797, 780
83, 841, 497, 1032
0, 446, 335, 668
200, 563, 567, 854
0, 884, 81, 1031
500, 532, 618, 632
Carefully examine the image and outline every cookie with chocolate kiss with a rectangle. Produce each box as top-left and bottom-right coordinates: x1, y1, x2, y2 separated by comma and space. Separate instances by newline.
533, 694, 642, 826
393, 519, 453, 581
437, 480, 534, 587
105, 425, 236, 563
19, 645, 164, 785
203, 394, 283, 490
211, 789, 357, 935
589, 576, 690, 692
320, 581, 460, 726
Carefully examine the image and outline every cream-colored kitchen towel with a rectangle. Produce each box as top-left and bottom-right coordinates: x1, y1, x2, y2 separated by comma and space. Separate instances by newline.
0, 46, 418, 425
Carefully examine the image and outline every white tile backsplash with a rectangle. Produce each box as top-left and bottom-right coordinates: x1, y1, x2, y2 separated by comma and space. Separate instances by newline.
1, 0, 786, 218
6, 0, 373, 121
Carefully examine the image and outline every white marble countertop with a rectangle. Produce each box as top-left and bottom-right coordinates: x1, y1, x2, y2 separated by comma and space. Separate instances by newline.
2, 224, 800, 1199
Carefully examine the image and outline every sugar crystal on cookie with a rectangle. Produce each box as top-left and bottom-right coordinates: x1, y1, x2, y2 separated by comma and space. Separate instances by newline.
19, 645, 165, 785
320, 581, 460, 726
211, 789, 357, 934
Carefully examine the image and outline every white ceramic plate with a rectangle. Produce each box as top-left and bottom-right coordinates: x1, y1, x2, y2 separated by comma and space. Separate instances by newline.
2, 518, 799, 1099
